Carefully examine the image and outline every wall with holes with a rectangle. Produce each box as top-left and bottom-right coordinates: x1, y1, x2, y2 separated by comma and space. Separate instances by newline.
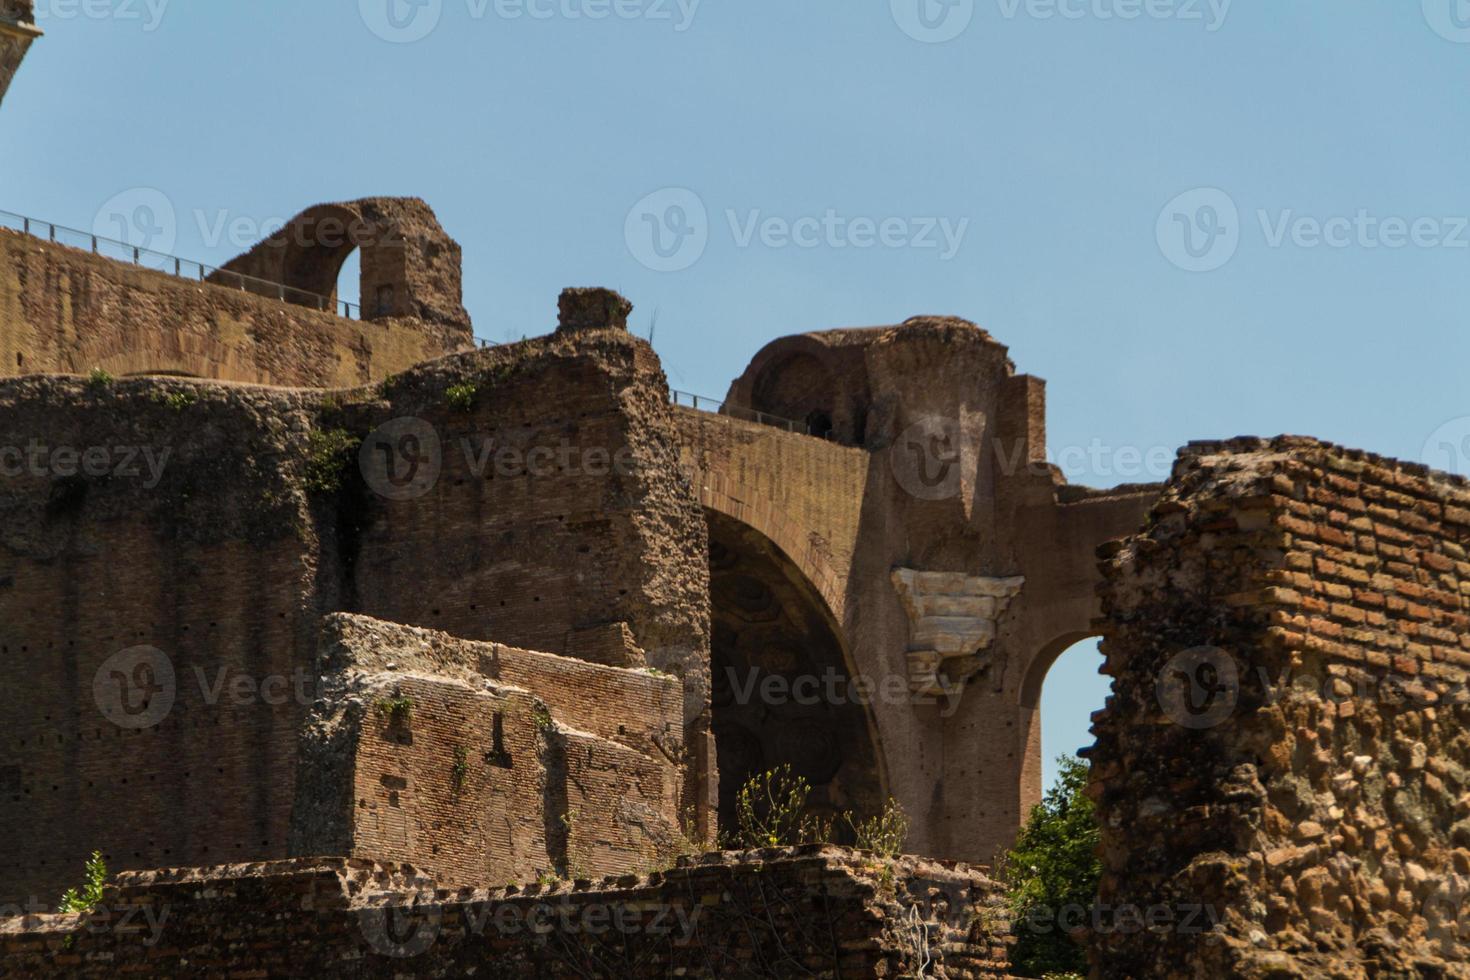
0, 326, 709, 907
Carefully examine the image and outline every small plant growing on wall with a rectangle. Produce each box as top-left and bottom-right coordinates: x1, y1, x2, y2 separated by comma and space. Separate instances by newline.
58, 851, 108, 914
733, 765, 824, 849
304, 428, 361, 494
445, 382, 477, 413
450, 745, 470, 792
531, 703, 553, 732
152, 390, 197, 412
845, 798, 910, 858
87, 368, 114, 388
375, 692, 415, 725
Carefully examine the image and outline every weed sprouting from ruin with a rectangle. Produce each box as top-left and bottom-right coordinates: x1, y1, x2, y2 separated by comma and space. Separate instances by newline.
445, 382, 477, 412
153, 390, 197, 412
304, 427, 361, 493
451, 745, 470, 792
375, 692, 415, 724
57, 851, 108, 915
733, 765, 821, 849
846, 798, 911, 858
86, 368, 114, 388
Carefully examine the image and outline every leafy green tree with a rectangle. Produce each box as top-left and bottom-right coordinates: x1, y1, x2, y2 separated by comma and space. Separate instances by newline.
1004, 756, 1100, 978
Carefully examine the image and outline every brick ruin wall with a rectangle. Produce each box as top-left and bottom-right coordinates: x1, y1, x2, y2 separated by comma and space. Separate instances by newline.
0, 327, 710, 907
0, 849, 1012, 978
0, 229, 473, 387
291, 614, 685, 888
1090, 437, 1470, 977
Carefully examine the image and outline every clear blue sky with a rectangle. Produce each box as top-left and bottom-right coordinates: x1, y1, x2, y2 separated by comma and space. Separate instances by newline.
6, 1, 1469, 791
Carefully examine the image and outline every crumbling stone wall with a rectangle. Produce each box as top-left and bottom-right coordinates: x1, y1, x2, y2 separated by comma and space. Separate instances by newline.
0, 1, 37, 109
0, 229, 472, 386
1090, 437, 1470, 977
0, 321, 711, 907
291, 614, 684, 888
0, 849, 1011, 978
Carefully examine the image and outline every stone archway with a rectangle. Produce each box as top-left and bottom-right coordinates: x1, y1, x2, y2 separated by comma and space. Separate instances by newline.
706, 510, 886, 838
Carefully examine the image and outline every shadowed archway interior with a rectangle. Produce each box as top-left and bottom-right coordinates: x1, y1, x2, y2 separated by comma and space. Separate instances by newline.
706, 510, 883, 838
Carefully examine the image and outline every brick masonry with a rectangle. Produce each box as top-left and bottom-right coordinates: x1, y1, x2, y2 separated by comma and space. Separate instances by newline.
0, 849, 1012, 978
1090, 436, 1470, 977
0, 225, 473, 387
0, 325, 710, 907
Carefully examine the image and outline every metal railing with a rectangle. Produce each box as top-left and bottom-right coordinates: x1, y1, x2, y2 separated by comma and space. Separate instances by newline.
670, 389, 817, 436
0, 209, 362, 320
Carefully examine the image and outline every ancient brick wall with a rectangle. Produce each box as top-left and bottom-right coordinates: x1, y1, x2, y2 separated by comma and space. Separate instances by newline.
291, 614, 684, 888
0, 849, 1011, 978
1090, 437, 1470, 977
0, 325, 711, 907
0, 229, 472, 386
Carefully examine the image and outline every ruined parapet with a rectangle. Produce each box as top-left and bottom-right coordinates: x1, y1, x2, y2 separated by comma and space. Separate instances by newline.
212, 197, 473, 334
1089, 436, 1470, 977
290, 615, 684, 887
0, 849, 1012, 976
0, 225, 472, 386
556, 286, 632, 334
0, 0, 40, 109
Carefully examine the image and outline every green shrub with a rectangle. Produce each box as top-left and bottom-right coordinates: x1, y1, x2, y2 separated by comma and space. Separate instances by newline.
58, 851, 108, 914
87, 368, 114, 388
375, 693, 414, 723
304, 428, 360, 493
445, 382, 477, 412
846, 798, 910, 858
733, 765, 815, 849
1005, 756, 1099, 978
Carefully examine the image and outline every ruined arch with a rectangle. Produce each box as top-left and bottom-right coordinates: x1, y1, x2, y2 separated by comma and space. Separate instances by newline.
210, 197, 471, 328
1017, 631, 1104, 816
705, 509, 886, 836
